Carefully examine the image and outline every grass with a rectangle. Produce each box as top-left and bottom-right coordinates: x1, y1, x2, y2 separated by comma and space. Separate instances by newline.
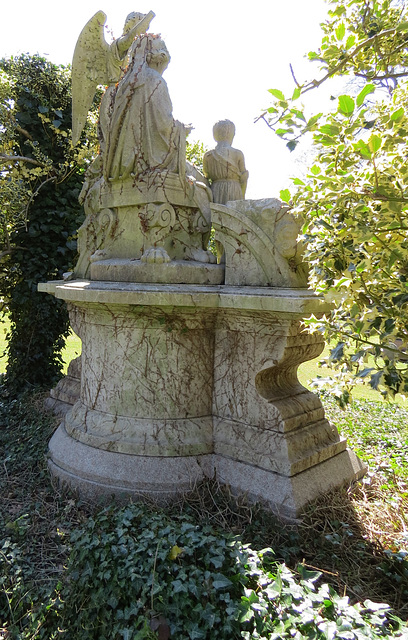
0, 315, 81, 376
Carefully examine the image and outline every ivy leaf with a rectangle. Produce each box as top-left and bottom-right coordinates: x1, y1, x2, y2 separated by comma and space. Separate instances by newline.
168, 545, 183, 560
212, 575, 233, 590
338, 95, 355, 116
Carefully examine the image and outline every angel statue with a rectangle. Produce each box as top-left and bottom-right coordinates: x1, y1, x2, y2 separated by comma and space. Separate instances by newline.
71, 12, 217, 281
71, 10, 155, 148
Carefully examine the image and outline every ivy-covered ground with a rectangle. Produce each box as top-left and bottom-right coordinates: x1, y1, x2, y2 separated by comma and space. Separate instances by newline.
0, 390, 407, 639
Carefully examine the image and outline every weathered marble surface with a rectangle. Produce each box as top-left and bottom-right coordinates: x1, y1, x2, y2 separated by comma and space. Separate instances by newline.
90, 259, 223, 285
72, 16, 214, 282
40, 281, 365, 518
72, 10, 155, 147
203, 120, 248, 204
39, 281, 328, 313
212, 198, 308, 287
45, 355, 81, 416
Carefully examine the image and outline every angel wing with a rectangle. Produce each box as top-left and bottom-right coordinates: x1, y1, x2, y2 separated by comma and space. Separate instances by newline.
72, 10, 110, 146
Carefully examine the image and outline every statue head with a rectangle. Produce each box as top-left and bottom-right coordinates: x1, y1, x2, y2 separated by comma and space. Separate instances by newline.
145, 36, 170, 74
213, 120, 235, 145
123, 12, 146, 34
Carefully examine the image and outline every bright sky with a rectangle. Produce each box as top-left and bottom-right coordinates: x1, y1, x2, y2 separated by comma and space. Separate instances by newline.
0, 0, 329, 198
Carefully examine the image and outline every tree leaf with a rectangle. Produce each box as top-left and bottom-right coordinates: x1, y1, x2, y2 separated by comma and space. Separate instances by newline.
370, 371, 383, 390
268, 88, 285, 101
307, 113, 323, 128
368, 134, 382, 153
391, 107, 404, 122
280, 189, 291, 203
356, 83, 375, 107
319, 124, 340, 136
292, 87, 301, 100
338, 95, 355, 116
354, 139, 372, 159
345, 35, 355, 50
286, 140, 298, 152
335, 23, 346, 40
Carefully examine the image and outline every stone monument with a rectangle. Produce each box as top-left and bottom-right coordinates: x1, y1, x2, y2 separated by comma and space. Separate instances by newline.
39, 11, 365, 519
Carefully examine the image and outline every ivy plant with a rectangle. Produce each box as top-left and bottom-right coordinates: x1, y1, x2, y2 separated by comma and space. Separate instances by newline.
0, 54, 98, 392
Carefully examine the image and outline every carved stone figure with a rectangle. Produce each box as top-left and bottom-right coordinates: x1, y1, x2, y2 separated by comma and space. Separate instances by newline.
71, 15, 218, 282
102, 34, 180, 181
71, 10, 155, 148
203, 120, 249, 204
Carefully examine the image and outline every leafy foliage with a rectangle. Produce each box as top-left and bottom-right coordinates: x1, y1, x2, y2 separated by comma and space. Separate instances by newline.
0, 54, 98, 391
1, 389, 408, 638
186, 139, 207, 174
260, 0, 408, 400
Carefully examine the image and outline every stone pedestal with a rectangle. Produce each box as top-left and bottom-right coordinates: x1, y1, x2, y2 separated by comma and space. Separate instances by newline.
39, 280, 365, 518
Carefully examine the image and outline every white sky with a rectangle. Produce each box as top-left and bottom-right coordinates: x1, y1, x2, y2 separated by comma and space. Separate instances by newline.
0, 0, 329, 198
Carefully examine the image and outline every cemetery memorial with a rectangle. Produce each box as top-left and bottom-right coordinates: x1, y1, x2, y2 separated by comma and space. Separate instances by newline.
39, 10, 365, 519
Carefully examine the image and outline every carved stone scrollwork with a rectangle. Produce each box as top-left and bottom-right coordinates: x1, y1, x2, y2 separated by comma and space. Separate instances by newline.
98, 208, 117, 234
140, 203, 177, 233
75, 207, 118, 277
139, 203, 176, 263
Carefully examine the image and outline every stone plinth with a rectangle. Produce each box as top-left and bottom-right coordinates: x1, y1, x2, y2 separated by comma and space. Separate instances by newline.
39, 280, 365, 518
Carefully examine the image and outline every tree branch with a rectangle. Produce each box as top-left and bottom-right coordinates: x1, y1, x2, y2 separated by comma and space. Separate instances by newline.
15, 126, 33, 140
290, 63, 301, 88
301, 27, 404, 95
355, 70, 408, 80
0, 153, 46, 167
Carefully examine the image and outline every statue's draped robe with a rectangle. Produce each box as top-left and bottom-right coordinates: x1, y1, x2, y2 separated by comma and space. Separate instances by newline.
102, 61, 182, 182
203, 147, 246, 204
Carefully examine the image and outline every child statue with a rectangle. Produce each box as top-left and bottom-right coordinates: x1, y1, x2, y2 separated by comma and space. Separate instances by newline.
203, 120, 249, 204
